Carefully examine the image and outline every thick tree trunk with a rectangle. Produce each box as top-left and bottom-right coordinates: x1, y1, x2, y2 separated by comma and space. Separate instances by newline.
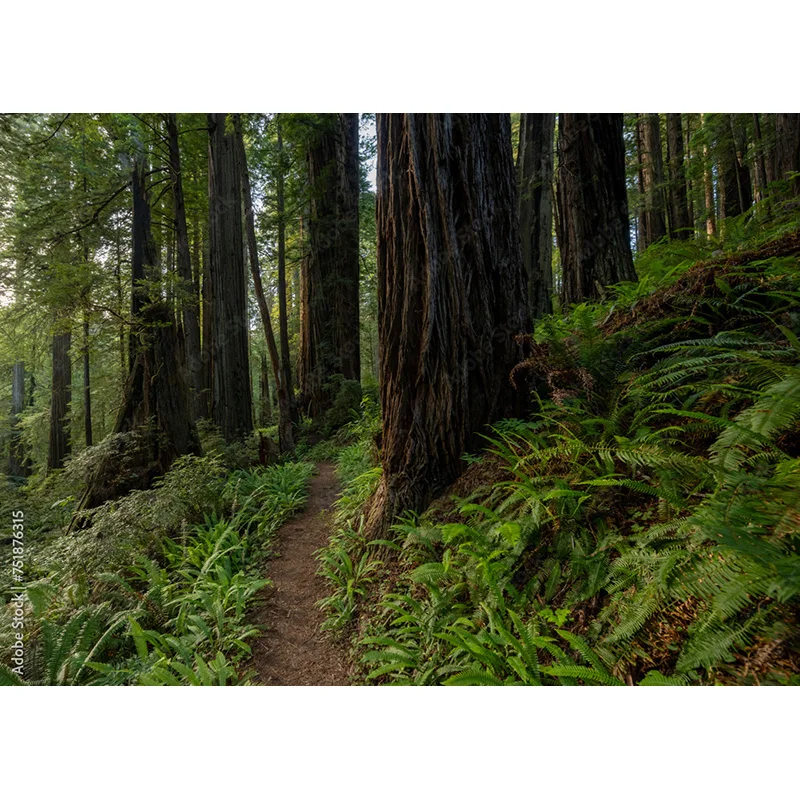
8, 361, 30, 477
666, 113, 691, 240
367, 113, 529, 537
299, 113, 361, 418
556, 114, 637, 306
234, 115, 294, 453
275, 118, 296, 421
517, 113, 555, 319
166, 113, 203, 421
207, 113, 253, 442
639, 114, 667, 247
47, 331, 71, 471
774, 113, 800, 195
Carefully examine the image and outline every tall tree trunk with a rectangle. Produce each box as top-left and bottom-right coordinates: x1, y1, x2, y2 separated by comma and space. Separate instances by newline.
639, 113, 667, 247
82, 313, 92, 447
752, 113, 769, 206
774, 113, 800, 195
166, 113, 203, 421
260, 353, 273, 426
234, 114, 294, 453
8, 361, 29, 477
666, 113, 691, 240
201, 219, 213, 419
207, 113, 253, 442
701, 114, 718, 238
685, 114, 695, 229
719, 114, 752, 222
275, 117, 296, 420
115, 221, 126, 380
299, 113, 361, 418
556, 114, 637, 306
635, 117, 648, 251
73, 157, 201, 517
517, 113, 555, 319
47, 331, 71, 471
366, 113, 528, 537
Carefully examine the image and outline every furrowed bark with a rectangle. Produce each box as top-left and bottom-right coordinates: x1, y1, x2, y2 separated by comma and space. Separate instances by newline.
367, 113, 528, 538
556, 113, 637, 306
207, 113, 253, 442
299, 113, 361, 418
517, 113, 555, 319
166, 113, 203, 421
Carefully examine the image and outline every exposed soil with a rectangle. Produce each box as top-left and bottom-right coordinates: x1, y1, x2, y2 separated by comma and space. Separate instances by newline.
249, 462, 351, 685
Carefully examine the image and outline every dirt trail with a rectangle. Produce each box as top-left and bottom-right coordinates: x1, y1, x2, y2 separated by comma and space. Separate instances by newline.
249, 462, 351, 685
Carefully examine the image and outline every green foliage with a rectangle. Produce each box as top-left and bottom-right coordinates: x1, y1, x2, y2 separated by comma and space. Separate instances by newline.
318, 243, 800, 686
320, 376, 363, 438
0, 459, 314, 685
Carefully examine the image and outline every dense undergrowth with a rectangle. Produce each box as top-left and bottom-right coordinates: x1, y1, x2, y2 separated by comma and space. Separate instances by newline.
317, 205, 800, 686
0, 448, 314, 685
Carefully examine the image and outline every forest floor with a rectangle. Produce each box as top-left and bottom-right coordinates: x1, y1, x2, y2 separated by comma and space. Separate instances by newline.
248, 462, 351, 686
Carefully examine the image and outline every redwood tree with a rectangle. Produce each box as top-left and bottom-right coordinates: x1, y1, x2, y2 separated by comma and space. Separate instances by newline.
666, 113, 691, 239
774, 113, 800, 195
299, 113, 360, 418
75, 156, 201, 514
366, 113, 528, 536
207, 113, 253, 441
556, 114, 637, 306
517, 113, 555, 319
639, 113, 667, 247
166, 113, 203, 421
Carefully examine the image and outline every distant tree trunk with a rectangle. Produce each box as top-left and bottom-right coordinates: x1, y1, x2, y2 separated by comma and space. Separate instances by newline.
752, 113, 769, 205
275, 118, 296, 420
79, 155, 93, 449
234, 114, 294, 453
201, 219, 213, 419
207, 113, 253, 442
517, 113, 555, 319
774, 113, 800, 195
260, 354, 273, 426
639, 114, 667, 247
635, 118, 648, 251
8, 362, 30, 477
114, 222, 126, 379
73, 157, 201, 517
166, 113, 203, 421
685, 115, 695, 228
701, 114, 717, 238
299, 113, 361, 418
556, 114, 637, 305
366, 113, 528, 537
719, 114, 752, 221
82, 313, 92, 447
47, 331, 71, 471
666, 113, 691, 240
